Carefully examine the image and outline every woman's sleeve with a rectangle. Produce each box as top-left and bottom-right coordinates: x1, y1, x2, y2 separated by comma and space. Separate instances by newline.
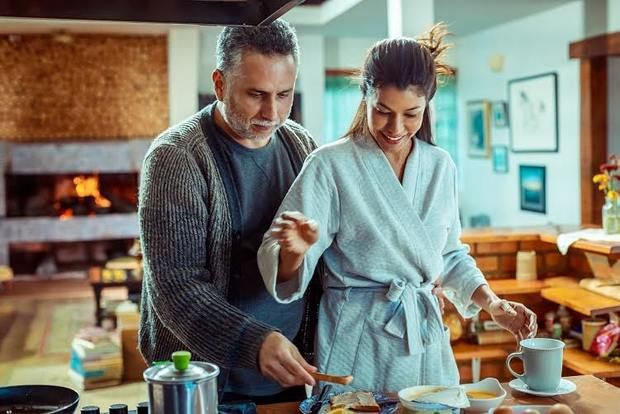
258, 153, 339, 303
440, 162, 488, 318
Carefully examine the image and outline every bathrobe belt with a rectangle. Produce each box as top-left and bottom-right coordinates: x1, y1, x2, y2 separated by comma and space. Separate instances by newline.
327, 280, 444, 355
384, 279, 444, 355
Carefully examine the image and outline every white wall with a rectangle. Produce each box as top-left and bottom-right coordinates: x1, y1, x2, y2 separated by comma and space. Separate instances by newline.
198, 26, 222, 95
609, 0, 620, 30
455, 2, 583, 228
608, 0, 620, 157
324, 37, 380, 69
611, 59, 620, 157
168, 27, 200, 125
297, 34, 326, 142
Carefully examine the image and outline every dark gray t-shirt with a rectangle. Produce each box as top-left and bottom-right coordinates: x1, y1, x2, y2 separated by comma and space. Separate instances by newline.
214, 121, 305, 396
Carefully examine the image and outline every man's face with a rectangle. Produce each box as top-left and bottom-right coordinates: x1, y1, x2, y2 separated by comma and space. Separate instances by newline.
214, 51, 297, 141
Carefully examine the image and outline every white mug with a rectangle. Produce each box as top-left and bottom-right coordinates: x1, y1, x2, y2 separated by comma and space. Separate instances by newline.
506, 338, 564, 391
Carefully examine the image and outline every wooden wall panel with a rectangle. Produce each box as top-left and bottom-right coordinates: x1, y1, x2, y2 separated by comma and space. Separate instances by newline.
579, 58, 608, 225
0, 34, 168, 142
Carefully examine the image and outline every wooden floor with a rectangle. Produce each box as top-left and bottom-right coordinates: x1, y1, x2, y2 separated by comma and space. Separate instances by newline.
0, 277, 148, 410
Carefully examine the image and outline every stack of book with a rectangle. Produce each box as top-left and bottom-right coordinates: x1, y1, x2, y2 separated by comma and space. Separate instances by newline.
474, 320, 515, 345
68, 327, 123, 390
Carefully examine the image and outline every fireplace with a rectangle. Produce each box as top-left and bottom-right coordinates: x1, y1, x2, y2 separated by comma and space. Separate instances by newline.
0, 140, 151, 275
6, 173, 138, 218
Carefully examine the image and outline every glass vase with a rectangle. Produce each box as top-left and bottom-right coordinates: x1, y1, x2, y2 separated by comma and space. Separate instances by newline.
602, 196, 620, 234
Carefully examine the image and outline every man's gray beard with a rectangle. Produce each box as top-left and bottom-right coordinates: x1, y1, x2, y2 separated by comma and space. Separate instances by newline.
222, 101, 289, 141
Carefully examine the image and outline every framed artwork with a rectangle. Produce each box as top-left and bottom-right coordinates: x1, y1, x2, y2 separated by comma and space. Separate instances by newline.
492, 101, 509, 127
508, 72, 558, 152
492, 145, 508, 173
466, 100, 491, 158
519, 165, 546, 214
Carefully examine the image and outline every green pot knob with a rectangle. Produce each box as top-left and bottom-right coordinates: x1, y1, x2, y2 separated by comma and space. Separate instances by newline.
172, 350, 191, 371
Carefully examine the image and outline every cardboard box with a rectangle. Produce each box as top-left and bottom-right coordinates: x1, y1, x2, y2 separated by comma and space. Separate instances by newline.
119, 327, 148, 382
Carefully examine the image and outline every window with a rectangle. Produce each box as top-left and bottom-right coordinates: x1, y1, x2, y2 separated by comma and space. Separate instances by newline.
434, 75, 458, 166
323, 72, 458, 167
323, 74, 361, 144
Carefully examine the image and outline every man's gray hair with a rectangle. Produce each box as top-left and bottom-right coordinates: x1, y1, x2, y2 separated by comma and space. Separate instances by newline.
215, 19, 299, 73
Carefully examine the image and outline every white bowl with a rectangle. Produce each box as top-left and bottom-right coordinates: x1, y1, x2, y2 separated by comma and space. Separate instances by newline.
397, 385, 460, 413
462, 378, 507, 413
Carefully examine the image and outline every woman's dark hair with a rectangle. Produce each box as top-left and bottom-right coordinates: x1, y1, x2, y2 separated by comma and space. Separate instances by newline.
344, 23, 455, 144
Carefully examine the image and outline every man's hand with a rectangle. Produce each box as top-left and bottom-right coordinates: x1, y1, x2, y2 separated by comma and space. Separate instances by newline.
258, 331, 317, 387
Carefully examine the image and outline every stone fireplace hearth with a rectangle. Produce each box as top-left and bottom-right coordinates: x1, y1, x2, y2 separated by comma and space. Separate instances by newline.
0, 139, 151, 272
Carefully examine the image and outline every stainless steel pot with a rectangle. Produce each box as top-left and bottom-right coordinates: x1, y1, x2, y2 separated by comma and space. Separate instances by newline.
144, 351, 219, 414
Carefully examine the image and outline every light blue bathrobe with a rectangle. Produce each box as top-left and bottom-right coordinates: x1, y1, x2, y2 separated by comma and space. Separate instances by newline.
258, 134, 488, 392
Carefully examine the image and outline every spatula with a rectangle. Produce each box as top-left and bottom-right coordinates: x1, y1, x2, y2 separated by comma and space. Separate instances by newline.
311, 372, 353, 385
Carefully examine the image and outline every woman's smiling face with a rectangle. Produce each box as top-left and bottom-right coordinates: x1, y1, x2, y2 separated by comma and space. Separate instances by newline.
366, 85, 427, 155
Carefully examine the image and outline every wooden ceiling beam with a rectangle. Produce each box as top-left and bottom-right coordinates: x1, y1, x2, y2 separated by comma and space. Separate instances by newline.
570, 31, 620, 59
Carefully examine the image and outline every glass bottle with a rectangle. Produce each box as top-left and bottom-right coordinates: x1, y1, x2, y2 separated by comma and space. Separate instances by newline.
602, 196, 620, 235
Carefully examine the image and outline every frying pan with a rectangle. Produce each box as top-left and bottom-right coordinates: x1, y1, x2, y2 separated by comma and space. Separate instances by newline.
0, 385, 79, 414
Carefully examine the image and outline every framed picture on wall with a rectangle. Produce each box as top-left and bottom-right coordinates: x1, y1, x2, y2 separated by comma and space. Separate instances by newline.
492, 101, 509, 128
492, 145, 509, 173
466, 100, 491, 158
508, 72, 558, 152
519, 165, 546, 213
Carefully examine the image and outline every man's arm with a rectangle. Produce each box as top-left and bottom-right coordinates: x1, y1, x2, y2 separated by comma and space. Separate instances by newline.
140, 142, 316, 385
140, 142, 273, 369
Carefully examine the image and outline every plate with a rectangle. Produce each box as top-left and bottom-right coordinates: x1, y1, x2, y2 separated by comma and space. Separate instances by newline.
298, 392, 399, 414
488, 406, 552, 414
508, 378, 576, 397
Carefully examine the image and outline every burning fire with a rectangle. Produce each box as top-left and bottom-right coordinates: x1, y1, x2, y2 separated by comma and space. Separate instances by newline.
73, 175, 112, 208
57, 175, 111, 219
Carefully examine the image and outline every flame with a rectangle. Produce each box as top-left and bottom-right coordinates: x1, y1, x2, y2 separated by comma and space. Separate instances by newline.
59, 209, 74, 220
73, 175, 112, 208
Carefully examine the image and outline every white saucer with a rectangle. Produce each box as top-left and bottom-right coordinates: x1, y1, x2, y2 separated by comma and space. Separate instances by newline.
508, 378, 576, 396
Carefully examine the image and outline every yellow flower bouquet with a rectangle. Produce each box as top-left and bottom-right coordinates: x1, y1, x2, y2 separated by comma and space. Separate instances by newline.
593, 155, 620, 234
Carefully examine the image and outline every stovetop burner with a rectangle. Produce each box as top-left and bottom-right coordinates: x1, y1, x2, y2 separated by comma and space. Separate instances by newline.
80, 402, 148, 414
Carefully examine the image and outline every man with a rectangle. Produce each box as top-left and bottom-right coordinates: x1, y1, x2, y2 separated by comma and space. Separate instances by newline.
138, 20, 319, 403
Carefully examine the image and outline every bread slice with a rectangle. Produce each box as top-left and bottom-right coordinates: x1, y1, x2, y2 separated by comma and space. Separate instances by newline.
329, 391, 380, 412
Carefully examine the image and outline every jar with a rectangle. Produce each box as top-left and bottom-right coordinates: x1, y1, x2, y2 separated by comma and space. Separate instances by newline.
602, 196, 620, 235
144, 351, 219, 414
544, 312, 555, 334
556, 306, 571, 335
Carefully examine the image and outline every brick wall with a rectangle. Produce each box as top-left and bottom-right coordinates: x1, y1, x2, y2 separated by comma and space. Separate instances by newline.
464, 239, 592, 280
0, 34, 168, 142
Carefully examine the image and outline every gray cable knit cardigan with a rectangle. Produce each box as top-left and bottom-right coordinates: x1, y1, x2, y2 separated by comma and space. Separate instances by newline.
138, 106, 318, 371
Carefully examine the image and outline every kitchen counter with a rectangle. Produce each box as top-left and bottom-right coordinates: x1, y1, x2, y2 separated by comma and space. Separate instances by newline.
256, 375, 620, 413
460, 225, 620, 257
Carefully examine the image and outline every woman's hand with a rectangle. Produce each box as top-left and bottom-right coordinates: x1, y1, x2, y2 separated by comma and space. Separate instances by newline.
271, 211, 319, 256
488, 299, 538, 341
472, 284, 538, 342
269, 211, 319, 281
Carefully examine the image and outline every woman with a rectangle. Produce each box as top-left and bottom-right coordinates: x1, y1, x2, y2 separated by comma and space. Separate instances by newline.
258, 25, 537, 392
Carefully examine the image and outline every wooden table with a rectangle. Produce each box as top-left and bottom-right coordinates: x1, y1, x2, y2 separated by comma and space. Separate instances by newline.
89, 266, 142, 326
256, 375, 620, 414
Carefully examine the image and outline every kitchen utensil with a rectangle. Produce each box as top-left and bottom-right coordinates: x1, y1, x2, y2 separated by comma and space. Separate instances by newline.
0, 385, 79, 414
311, 372, 353, 385
506, 338, 564, 391
507, 378, 576, 397
462, 377, 507, 413
143, 350, 219, 414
